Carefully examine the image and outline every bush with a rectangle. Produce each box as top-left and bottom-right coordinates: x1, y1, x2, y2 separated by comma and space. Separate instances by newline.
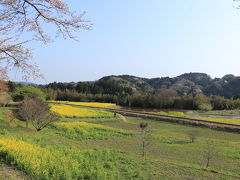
198, 103, 213, 111
13, 86, 46, 101
0, 92, 12, 106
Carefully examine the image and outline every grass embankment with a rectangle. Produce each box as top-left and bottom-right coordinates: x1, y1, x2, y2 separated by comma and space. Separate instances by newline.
0, 107, 240, 179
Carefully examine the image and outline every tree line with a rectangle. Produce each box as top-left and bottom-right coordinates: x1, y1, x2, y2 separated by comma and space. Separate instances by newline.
4, 81, 240, 111
39, 86, 240, 111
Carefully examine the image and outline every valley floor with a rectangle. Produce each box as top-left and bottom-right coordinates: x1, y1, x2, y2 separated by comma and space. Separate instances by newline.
0, 107, 239, 179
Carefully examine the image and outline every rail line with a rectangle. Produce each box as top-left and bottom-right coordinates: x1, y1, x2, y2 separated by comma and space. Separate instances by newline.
50, 102, 240, 132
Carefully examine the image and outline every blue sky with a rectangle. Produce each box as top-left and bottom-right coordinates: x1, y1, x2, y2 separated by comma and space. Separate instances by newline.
10, 0, 240, 83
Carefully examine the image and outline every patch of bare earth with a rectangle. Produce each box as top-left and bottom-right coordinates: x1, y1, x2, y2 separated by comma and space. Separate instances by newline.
0, 162, 30, 180
119, 115, 127, 122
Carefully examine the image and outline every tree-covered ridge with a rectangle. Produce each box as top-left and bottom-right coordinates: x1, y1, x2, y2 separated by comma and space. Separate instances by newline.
42, 73, 240, 98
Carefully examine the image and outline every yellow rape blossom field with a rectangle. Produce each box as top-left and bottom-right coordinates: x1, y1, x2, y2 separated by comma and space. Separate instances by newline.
0, 137, 143, 179
49, 101, 117, 108
50, 104, 114, 118
52, 121, 133, 140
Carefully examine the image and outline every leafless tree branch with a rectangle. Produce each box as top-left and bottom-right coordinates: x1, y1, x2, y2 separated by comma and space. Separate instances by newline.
0, 0, 91, 79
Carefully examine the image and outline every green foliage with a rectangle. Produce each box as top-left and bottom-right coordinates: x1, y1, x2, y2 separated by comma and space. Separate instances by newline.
193, 94, 212, 110
13, 86, 46, 101
198, 103, 213, 111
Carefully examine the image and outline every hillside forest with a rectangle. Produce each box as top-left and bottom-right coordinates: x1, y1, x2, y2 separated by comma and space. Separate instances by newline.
13, 73, 240, 111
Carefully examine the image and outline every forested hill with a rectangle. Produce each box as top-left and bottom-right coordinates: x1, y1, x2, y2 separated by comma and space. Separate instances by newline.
43, 73, 240, 98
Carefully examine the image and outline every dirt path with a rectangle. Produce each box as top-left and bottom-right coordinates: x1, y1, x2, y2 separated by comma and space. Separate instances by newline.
0, 162, 30, 180
119, 114, 127, 122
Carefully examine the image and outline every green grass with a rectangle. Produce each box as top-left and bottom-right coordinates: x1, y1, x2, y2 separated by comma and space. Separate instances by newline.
50, 121, 133, 140
0, 107, 240, 179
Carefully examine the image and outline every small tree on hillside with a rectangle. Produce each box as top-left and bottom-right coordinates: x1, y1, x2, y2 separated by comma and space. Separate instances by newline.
187, 130, 199, 143
139, 122, 150, 158
202, 139, 218, 168
18, 97, 59, 130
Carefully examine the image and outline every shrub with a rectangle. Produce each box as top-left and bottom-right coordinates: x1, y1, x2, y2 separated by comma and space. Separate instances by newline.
13, 86, 46, 101
198, 103, 213, 111
0, 92, 12, 106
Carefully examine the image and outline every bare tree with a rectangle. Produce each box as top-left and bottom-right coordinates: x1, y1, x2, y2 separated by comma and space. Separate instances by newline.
18, 96, 33, 127
0, 67, 8, 92
3, 109, 17, 127
0, 0, 91, 79
202, 139, 217, 168
18, 96, 59, 130
187, 130, 199, 143
139, 122, 149, 158
32, 110, 59, 131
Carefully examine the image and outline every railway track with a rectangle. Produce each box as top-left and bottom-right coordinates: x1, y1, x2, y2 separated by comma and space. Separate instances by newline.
50, 102, 240, 132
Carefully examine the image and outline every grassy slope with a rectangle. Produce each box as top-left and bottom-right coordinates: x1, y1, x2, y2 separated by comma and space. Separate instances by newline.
0, 107, 239, 179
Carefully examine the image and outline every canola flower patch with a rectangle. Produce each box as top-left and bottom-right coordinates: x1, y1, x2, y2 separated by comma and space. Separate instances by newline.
68, 101, 117, 108
192, 117, 240, 125
50, 104, 113, 118
152, 111, 186, 117
52, 121, 133, 140
50, 101, 117, 108
0, 138, 144, 179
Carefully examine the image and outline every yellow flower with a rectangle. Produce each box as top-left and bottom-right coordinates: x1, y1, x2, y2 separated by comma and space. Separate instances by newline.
50, 104, 113, 118
49, 101, 117, 108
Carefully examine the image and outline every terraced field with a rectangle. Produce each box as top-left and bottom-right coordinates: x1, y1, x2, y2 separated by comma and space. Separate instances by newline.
52, 121, 133, 140
0, 106, 239, 179
50, 104, 114, 118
